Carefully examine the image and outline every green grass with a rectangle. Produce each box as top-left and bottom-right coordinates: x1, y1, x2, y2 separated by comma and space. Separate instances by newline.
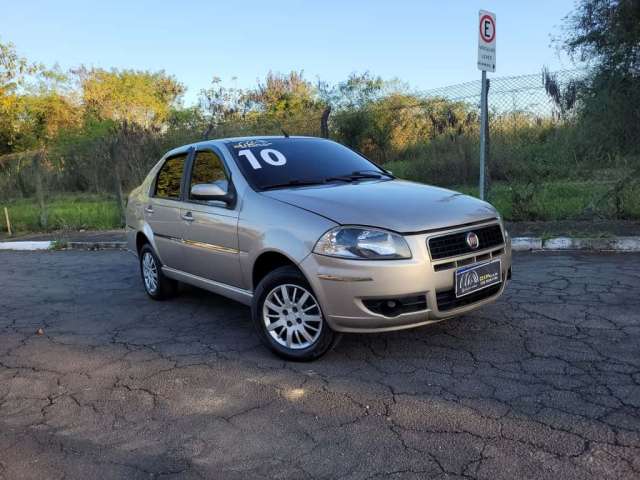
2, 176, 639, 235
384, 159, 640, 221
1, 194, 122, 234
384, 159, 413, 179
459, 180, 640, 221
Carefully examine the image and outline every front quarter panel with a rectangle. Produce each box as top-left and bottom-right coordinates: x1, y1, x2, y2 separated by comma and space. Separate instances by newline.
237, 188, 337, 290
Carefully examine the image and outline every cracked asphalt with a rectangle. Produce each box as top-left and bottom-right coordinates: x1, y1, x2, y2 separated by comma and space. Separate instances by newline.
1, 251, 639, 479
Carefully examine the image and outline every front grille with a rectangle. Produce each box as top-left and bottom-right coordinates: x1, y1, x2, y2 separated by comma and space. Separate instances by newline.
428, 224, 503, 260
436, 283, 502, 312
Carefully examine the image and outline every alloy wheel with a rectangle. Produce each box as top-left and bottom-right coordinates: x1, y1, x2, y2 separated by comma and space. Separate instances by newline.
142, 251, 159, 294
262, 283, 323, 350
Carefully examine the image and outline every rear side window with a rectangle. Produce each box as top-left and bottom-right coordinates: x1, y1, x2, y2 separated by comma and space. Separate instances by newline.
155, 154, 187, 199
189, 150, 227, 197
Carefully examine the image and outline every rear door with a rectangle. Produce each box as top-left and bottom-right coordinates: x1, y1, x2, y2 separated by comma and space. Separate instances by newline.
180, 147, 242, 287
145, 151, 191, 270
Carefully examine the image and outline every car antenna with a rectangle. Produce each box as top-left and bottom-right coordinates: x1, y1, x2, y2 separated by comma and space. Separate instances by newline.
281, 129, 290, 138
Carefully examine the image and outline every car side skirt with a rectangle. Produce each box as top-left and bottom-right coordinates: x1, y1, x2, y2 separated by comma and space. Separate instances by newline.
162, 266, 253, 306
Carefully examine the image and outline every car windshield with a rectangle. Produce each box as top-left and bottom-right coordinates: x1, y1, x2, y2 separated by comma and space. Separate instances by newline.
225, 138, 389, 190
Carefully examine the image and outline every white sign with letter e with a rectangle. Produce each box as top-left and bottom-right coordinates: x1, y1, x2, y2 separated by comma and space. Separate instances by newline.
477, 10, 496, 72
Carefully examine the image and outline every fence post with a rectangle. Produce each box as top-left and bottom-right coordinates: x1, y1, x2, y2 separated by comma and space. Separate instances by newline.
33, 149, 48, 229
479, 70, 488, 200
3, 207, 11, 236
110, 138, 126, 226
320, 106, 331, 139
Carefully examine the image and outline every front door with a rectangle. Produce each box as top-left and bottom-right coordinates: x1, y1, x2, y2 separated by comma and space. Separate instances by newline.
180, 148, 242, 287
145, 152, 189, 270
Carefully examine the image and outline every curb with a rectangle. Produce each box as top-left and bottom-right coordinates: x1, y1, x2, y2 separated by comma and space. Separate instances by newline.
1, 238, 639, 252
0, 241, 127, 251
0, 241, 53, 251
511, 237, 542, 251
511, 236, 640, 252
66, 241, 127, 250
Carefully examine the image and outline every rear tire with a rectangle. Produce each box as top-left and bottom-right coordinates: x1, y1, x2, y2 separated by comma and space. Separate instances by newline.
139, 243, 178, 300
252, 266, 340, 361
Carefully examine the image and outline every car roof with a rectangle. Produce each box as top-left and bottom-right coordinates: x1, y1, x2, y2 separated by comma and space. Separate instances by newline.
163, 135, 323, 158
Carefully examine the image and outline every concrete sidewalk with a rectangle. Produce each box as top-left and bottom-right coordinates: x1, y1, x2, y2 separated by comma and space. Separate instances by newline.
1, 229, 126, 243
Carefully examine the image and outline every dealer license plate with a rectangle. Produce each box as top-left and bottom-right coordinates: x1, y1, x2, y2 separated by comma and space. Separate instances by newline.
455, 259, 502, 298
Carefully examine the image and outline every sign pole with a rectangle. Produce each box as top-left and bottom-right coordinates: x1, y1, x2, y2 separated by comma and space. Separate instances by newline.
479, 70, 487, 200
477, 9, 495, 200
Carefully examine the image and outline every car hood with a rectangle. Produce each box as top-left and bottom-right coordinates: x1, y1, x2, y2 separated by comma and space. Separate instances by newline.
261, 179, 499, 233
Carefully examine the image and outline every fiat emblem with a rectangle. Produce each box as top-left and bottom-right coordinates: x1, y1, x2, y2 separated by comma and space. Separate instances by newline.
466, 232, 480, 250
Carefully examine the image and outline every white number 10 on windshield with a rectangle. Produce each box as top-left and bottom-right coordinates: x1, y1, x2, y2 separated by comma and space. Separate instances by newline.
238, 149, 287, 170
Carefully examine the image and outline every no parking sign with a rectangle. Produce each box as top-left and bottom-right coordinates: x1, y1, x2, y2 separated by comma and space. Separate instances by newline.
477, 10, 496, 72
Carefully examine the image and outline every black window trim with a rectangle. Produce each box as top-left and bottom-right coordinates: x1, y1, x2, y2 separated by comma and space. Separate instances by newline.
151, 148, 194, 201
183, 145, 235, 208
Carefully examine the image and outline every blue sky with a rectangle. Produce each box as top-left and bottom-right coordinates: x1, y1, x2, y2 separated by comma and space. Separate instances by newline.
3, 0, 577, 104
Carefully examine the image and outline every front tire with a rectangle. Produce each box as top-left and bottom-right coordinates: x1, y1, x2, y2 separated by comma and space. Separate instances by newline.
139, 243, 177, 300
252, 266, 339, 361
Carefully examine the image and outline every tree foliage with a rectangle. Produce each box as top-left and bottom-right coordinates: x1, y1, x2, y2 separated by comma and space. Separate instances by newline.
0, 39, 41, 153
561, 0, 640, 156
78, 67, 185, 127
4, 9, 639, 224
562, 0, 640, 73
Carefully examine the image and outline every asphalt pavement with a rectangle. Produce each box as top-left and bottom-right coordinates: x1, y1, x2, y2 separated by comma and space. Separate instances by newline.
0, 250, 639, 479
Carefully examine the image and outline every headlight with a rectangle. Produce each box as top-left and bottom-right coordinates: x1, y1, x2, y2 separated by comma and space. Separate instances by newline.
313, 226, 412, 260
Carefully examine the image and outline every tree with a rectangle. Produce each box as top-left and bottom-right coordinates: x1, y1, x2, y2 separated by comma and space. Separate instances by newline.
367, 94, 430, 162
330, 73, 386, 149
0, 39, 41, 154
334, 72, 386, 109
78, 67, 185, 127
562, 0, 640, 73
247, 71, 318, 116
77, 68, 185, 223
199, 76, 246, 139
560, 0, 640, 156
16, 70, 82, 227
243, 71, 325, 135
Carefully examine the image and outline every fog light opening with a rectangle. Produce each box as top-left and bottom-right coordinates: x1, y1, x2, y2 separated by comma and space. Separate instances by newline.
363, 295, 427, 318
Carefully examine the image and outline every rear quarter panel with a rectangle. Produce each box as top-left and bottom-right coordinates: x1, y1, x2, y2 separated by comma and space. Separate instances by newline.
126, 167, 159, 256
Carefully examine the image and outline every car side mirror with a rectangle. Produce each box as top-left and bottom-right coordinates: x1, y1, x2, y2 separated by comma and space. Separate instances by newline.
191, 183, 235, 206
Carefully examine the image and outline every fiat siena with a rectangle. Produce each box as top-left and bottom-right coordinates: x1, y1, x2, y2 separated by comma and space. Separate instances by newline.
126, 136, 512, 360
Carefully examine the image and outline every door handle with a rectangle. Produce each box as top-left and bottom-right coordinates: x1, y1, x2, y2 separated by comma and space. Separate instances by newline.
181, 211, 194, 222
144, 205, 154, 214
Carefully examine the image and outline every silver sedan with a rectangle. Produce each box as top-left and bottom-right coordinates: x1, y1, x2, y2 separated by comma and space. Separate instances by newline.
126, 136, 512, 360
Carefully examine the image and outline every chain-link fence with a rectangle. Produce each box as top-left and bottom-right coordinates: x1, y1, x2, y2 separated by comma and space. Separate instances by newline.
370, 69, 638, 222
1, 68, 638, 235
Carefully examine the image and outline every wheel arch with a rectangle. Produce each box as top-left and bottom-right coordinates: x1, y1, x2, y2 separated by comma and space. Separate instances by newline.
252, 250, 304, 291
136, 231, 150, 254
133, 222, 164, 262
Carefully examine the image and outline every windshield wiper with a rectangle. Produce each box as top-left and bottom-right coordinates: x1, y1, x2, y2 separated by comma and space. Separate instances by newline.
353, 169, 395, 178
261, 179, 326, 191
261, 170, 395, 190
325, 170, 394, 183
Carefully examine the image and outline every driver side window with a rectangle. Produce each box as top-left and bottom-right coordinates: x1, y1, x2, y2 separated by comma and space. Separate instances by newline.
189, 150, 228, 199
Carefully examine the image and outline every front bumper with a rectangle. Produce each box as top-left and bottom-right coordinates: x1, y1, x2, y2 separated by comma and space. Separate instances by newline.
301, 222, 512, 333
